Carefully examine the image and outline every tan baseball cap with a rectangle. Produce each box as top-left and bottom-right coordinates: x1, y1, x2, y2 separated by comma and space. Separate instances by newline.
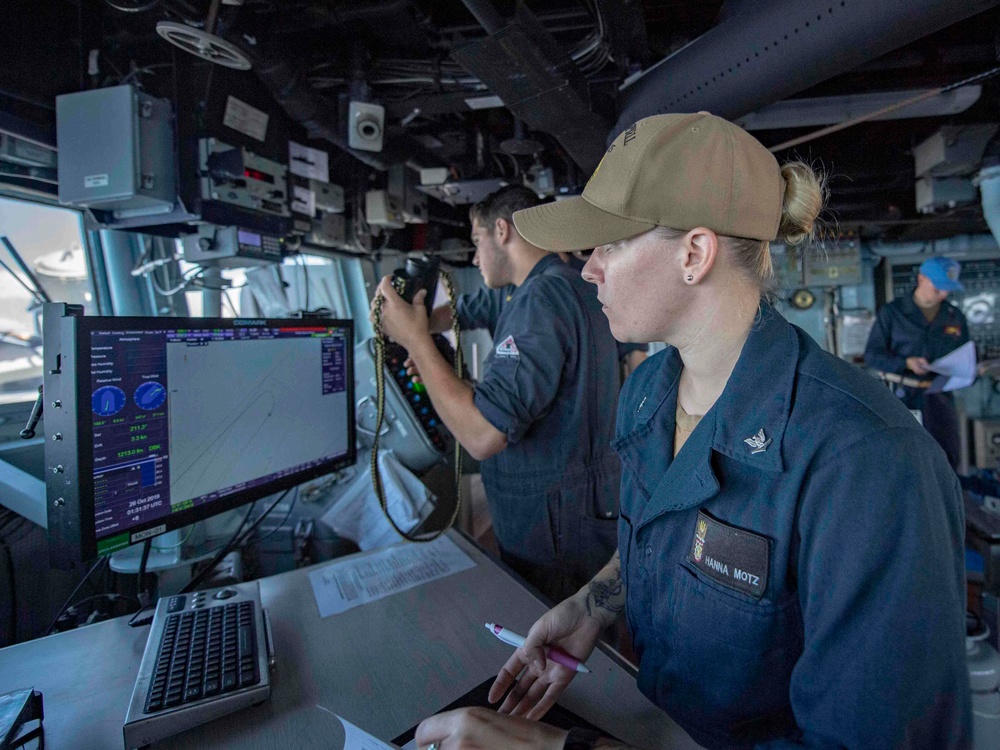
513, 112, 785, 251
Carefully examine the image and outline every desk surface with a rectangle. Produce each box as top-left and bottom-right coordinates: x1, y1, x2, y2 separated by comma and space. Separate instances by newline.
0, 533, 701, 749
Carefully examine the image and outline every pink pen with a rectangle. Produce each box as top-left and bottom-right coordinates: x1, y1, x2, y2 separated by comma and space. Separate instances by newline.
485, 623, 591, 673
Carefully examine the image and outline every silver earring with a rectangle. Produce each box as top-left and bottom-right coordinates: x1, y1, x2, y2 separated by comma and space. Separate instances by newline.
686, 275, 694, 282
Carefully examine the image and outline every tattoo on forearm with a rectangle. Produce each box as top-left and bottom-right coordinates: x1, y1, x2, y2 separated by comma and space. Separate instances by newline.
585, 564, 625, 618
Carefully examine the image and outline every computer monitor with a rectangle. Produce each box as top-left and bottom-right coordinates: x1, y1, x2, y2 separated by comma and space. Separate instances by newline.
43, 306, 356, 569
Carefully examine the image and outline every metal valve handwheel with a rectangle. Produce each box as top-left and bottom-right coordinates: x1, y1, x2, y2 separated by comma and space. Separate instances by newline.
155, 22, 251, 70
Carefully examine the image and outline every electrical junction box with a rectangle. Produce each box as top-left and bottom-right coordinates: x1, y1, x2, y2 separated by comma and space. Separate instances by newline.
419, 167, 449, 186
56, 85, 176, 218
308, 212, 347, 247
311, 179, 344, 213
916, 176, 977, 214
836, 309, 876, 359
388, 165, 427, 224
365, 189, 405, 228
914, 124, 1000, 178
802, 240, 862, 287
524, 165, 555, 197
974, 419, 1000, 471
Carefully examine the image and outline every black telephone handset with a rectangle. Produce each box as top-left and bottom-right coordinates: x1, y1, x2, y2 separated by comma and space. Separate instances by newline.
391, 255, 440, 314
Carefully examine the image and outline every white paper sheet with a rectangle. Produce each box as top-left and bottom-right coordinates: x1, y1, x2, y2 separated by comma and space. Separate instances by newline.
308, 535, 475, 617
927, 340, 977, 393
324, 709, 401, 750
289, 141, 330, 182
320, 451, 435, 551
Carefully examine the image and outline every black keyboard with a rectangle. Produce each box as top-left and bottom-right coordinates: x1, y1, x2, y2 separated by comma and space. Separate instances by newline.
144, 600, 260, 713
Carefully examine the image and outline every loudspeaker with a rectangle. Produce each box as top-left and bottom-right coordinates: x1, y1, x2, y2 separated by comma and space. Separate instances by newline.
348, 101, 384, 152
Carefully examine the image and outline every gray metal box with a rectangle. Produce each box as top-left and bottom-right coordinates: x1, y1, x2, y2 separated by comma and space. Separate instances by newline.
974, 419, 1000, 471
310, 179, 344, 213
916, 176, 977, 214
389, 164, 428, 224
802, 241, 862, 287
913, 124, 1000, 178
56, 85, 176, 218
307, 212, 346, 247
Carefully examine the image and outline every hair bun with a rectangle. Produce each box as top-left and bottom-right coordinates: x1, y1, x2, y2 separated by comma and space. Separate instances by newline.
778, 162, 826, 246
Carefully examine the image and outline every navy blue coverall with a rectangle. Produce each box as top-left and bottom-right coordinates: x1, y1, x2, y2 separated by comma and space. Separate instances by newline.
463, 254, 621, 603
615, 306, 970, 749
458, 282, 648, 367
456, 283, 514, 338
863, 292, 970, 469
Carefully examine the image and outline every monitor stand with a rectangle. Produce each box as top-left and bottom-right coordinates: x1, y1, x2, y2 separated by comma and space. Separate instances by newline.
109, 509, 248, 575
109, 530, 184, 574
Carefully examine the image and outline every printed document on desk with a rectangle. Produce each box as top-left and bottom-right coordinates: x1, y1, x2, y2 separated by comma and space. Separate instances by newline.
308, 535, 475, 617
329, 712, 401, 750
927, 341, 977, 393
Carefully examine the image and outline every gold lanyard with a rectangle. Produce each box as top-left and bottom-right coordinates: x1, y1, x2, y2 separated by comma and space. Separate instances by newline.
370, 271, 463, 542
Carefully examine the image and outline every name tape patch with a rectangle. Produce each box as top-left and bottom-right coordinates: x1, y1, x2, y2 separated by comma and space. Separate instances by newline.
688, 511, 769, 599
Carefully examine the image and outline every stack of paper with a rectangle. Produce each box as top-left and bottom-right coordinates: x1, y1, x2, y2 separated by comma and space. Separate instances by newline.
927, 341, 977, 393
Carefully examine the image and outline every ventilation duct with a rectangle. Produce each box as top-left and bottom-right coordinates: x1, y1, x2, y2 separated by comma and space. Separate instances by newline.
453, 0, 609, 173
614, 0, 1000, 140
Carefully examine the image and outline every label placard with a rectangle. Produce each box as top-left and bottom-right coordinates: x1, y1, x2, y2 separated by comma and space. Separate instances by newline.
223, 96, 269, 142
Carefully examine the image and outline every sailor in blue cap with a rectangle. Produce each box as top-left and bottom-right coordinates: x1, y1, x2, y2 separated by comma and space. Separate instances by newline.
864, 255, 970, 469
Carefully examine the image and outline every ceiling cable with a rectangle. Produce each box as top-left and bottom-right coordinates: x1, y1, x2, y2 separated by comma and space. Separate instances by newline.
769, 64, 1000, 153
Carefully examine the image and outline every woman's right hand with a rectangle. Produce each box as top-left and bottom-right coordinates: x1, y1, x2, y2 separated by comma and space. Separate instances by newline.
488, 596, 604, 720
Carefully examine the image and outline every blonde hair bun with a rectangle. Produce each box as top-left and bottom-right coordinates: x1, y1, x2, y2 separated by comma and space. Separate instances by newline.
778, 162, 826, 246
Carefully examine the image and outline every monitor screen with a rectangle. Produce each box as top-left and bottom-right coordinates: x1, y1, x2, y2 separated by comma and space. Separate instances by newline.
46, 314, 356, 565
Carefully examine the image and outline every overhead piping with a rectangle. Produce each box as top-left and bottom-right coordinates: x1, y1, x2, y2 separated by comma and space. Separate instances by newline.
459, 0, 505, 35
453, 0, 609, 172
613, 0, 1000, 141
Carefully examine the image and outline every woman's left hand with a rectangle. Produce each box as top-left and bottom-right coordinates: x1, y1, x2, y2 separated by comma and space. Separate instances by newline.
414, 707, 567, 750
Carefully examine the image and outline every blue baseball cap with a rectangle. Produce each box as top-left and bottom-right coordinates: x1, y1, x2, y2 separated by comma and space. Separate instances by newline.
919, 256, 963, 292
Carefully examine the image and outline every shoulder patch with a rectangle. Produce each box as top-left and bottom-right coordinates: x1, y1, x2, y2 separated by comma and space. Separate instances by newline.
496, 335, 519, 358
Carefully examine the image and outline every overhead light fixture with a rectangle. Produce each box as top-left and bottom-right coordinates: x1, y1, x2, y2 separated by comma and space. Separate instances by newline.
464, 95, 504, 110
